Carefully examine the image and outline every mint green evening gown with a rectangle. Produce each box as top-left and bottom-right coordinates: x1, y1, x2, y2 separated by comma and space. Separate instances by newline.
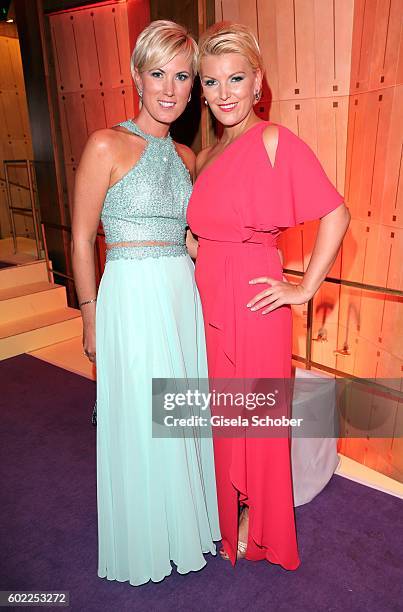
96, 120, 220, 586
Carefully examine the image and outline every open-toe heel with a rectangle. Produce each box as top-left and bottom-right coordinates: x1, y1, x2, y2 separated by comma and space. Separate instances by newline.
236, 540, 247, 559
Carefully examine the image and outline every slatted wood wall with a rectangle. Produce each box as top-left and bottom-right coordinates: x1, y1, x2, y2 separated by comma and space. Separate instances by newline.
215, 0, 402, 481
0, 22, 33, 239
337, 0, 402, 476
48, 0, 148, 212
47, 0, 148, 276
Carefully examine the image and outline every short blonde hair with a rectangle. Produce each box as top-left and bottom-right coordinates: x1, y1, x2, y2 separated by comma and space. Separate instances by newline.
198, 21, 264, 73
131, 20, 198, 76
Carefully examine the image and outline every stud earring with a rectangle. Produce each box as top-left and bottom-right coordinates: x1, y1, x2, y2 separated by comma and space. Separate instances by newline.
137, 89, 143, 98
204, 99, 208, 106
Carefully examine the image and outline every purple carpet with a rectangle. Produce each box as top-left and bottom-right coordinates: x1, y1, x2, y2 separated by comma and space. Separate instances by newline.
1, 354, 402, 612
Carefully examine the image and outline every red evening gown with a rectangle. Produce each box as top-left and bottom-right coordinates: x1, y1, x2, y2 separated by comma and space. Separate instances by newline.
187, 121, 344, 569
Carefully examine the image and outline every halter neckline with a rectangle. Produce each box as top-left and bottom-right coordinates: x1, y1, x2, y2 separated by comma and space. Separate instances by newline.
127, 119, 171, 142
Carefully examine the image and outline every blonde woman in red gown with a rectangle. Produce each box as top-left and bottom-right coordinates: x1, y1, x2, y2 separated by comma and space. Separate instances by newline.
187, 22, 350, 569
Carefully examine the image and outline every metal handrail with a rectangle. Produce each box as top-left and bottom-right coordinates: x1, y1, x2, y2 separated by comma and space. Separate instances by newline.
283, 268, 403, 298
283, 268, 402, 373
3, 160, 42, 259
41, 221, 105, 285
40, 220, 402, 378
0, 177, 33, 192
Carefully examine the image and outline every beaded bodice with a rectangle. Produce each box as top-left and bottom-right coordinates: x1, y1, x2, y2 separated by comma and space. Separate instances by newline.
101, 120, 192, 260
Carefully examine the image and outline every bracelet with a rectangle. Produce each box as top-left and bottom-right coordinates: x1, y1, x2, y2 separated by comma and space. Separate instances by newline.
79, 298, 97, 307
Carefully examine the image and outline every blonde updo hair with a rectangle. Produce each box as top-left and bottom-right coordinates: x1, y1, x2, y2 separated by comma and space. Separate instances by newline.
198, 21, 264, 74
131, 20, 198, 77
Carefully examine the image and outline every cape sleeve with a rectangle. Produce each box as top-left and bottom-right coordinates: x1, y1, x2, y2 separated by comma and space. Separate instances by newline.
287, 128, 345, 224
239, 125, 345, 240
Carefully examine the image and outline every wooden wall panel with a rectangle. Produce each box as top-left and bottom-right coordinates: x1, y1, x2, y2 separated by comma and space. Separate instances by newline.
91, 4, 132, 89
257, 0, 279, 102
350, 0, 402, 91
0, 37, 16, 88
67, 12, 105, 91
342, 85, 401, 387
342, 0, 402, 444
387, 227, 403, 290
379, 297, 403, 375
276, 0, 314, 100
49, 0, 147, 209
279, 98, 318, 149
278, 226, 303, 272
220, 0, 240, 22
50, 14, 81, 92
103, 86, 134, 126
214, 0, 223, 21
318, 96, 349, 195
50, 3, 132, 90
372, 0, 401, 89
344, 94, 366, 215
59, 93, 88, 163
310, 282, 341, 370
238, 0, 258, 38
291, 302, 307, 359
1, 90, 28, 139
380, 84, 402, 227
397, 2, 403, 85
363, 224, 393, 287
8, 38, 26, 92
314, 0, 354, 97
350, 0, 378, 92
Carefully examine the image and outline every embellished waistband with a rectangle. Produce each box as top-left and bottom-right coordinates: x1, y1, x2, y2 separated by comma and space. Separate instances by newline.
105, 244, 187, 261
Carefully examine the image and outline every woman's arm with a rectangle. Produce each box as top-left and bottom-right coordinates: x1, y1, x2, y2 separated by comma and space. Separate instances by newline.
175, 142, 200, 260
71, 129, 114, 361
186, 229, 198, 259
185, 146, 215, 260
297, 204, 350, 299
247, 203, 351, 313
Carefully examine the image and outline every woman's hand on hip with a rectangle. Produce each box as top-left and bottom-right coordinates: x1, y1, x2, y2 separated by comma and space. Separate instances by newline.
247, 277, 311, 314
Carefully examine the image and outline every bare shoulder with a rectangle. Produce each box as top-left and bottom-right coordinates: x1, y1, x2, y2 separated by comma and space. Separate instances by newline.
174, 142, 196, 177
195, 145, 214, 176
262, 124, 280, 167
84, 128, 120, 160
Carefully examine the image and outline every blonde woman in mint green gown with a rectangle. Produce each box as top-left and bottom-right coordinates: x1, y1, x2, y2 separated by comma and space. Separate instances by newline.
71, 21, 220, 586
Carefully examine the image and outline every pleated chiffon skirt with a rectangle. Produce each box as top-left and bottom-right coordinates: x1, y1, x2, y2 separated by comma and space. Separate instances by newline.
96, 254, 220, 587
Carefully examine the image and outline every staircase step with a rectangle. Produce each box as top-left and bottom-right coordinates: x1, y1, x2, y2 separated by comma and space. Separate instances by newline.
0, 282, 67, 323
29, 336, 96, 381
0, 307, 82, 360
0, 260, 49, 290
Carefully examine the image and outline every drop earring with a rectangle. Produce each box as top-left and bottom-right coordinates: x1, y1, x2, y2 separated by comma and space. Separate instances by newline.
254, 90, 261, 102
188, 93, 192, 103
137, 89, 143, 109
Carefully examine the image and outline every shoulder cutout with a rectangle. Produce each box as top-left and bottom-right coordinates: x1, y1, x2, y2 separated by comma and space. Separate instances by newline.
262, 124, 279, 169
